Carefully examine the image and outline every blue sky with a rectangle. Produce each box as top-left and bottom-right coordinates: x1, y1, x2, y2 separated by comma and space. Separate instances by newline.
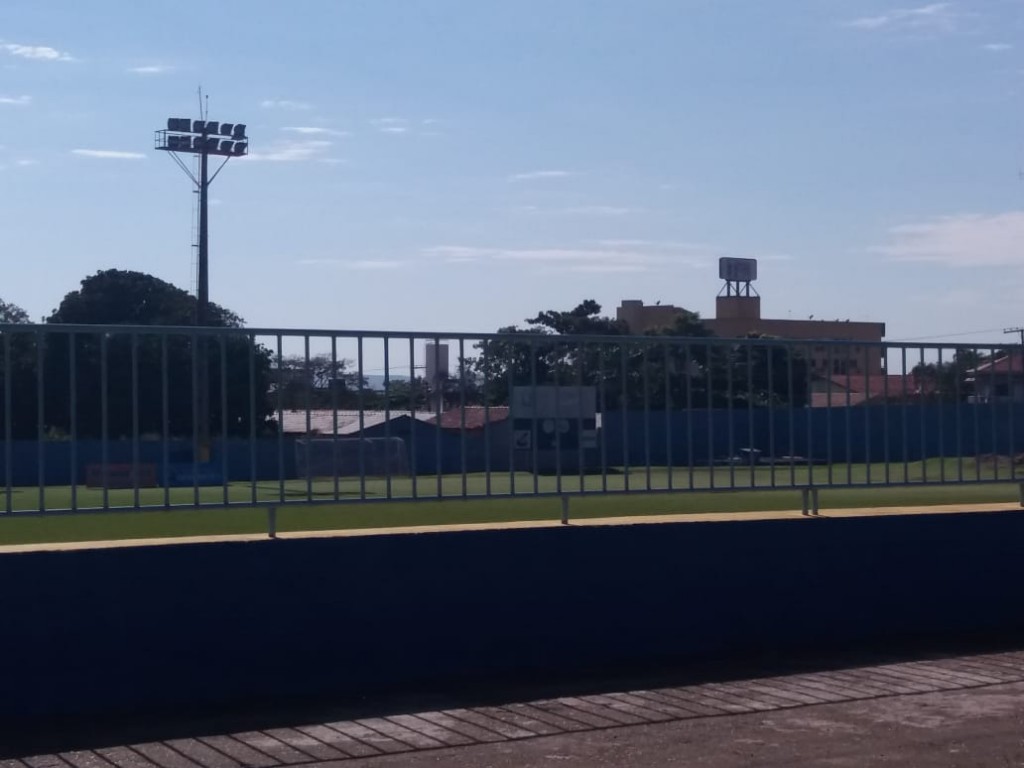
1, 0, 1023, 345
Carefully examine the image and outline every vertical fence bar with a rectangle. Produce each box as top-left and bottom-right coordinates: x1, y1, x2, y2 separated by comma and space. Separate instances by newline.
276, 335, 284, 504
1008, 345, 1017, 481
384, 336, 393, 500
707, 341, 715, 490
643, 344, 651, 491
767, 342, 775, 488
972, 346, 981, 482
746, 342, 755, 489
531, 337, 540, 495
458, 338, 467, 499
36, 330, 44, 512
3, 332, 10, 514
599, 342, 608, 494
685, 342, 694, 491
220, 334, 229, 507
919, 348, 927, 484
433, 337, 443, 499
69, 333, 78, 511
825, 345, 833, 487
954, 346, 963, 483
330, 336, 339, 502
785, 343, 794, 487
990, 345, 999, 482
190, 332, 199, 506
937, 347, 946, 484
508, 344, 516, 496
844, 345, 852, 486
131, 332, 140, 509
727, 343, 735, 489
249, 334, 257, 505
883, 348, 890, 486
409, 337, 418, 500
576, 341, 585, 495
553, 339, 563, 497
357, 335, 367, 500
621, 343, 630, 493
304, 335, 313, 504
162, 335, 170, 508
102, 333, 110, 510
664, 341, 673, 492
901, 347, 909, 484
805, 344, 813, 488
864, 345, 871, 485
482, 338, 492, 497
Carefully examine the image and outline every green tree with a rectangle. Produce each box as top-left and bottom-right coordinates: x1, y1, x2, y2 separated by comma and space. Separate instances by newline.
0, 298, 39, 439
274, 353, 365, 410
43, 270, 274, 438
472, 300, 808, 409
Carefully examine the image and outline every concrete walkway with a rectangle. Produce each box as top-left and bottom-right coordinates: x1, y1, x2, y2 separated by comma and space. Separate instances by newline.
7, 649, 1024, 767
1, 501, 1020, 554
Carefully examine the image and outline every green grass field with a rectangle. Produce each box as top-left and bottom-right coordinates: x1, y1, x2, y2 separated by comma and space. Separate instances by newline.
0, 458, 1020, 547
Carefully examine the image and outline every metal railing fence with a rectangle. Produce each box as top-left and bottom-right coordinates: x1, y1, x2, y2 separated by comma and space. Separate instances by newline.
0, 322, 1022, 518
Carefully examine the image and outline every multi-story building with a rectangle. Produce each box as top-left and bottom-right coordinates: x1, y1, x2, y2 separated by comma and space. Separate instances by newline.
617, 258, 886, 379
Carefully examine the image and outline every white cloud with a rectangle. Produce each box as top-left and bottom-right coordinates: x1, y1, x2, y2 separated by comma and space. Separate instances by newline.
71, 149, 146, 160
844, 3, 960, 34
370, 118, 411, 134
298, 258, 404, 270
508, 170, 573, 182
349, 259, 404, 270
245, 139, 332, 162
983, 43, 1012, 52
283, 126, 348, 137
0, 95, 30, 106
260, 99, 311, 111
870, 211, 1024, 266
14, 159, 36, 167
1, 43, 73, 61
512, 204, 634, 217
128, 65, 174, 74
422, 243, 713, 273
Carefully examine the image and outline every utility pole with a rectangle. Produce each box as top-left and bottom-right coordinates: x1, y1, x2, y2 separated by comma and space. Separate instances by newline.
1004, 327, 1024, 348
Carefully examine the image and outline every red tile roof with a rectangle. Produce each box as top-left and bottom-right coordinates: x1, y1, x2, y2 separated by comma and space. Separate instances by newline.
429, 406, 511, 430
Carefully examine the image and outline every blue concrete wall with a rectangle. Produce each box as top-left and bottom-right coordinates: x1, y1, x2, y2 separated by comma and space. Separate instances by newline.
1, 510, 1023, 722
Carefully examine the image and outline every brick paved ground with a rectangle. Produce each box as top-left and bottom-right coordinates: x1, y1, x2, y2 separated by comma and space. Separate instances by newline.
7, 650, 1024, 767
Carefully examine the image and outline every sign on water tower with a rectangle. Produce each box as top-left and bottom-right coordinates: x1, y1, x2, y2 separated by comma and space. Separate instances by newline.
719, 257, 758, 283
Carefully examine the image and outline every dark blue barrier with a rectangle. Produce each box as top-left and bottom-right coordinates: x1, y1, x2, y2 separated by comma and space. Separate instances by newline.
602, 404, 1024, 465
2, 510, 1023, 722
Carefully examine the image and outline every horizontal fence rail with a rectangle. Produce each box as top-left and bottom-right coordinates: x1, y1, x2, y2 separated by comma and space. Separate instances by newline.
0, 322, 1022, 518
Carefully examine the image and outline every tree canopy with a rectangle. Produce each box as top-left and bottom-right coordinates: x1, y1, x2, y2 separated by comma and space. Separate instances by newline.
32, 270, 274, 439
472, 300, 808, 409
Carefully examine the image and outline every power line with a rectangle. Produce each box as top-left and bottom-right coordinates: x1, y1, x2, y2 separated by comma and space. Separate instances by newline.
890, 327, 1008, 342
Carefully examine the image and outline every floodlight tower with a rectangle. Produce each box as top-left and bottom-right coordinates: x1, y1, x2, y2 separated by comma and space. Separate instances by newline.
154, 107, 249, 461
154, 111, 249, 325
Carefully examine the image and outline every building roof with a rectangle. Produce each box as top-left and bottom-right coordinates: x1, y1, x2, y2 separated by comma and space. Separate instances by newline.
278, 410, 434, 435
429, 406, 511, 430
278, 407, 512, 435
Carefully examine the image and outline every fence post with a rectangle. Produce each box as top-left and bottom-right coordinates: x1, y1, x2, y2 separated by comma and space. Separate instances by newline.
561, 495, 570, 525
801, 488, 810, 517
268, 506, 277, 539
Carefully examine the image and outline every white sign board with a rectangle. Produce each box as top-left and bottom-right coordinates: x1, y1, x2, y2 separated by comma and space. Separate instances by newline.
719, 257, 758, 282
511, 386, 597, 419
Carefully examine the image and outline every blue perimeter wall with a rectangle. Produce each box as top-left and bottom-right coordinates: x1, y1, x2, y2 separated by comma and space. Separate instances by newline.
2, 510, 1024, 722
4, 404, 1024, 486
